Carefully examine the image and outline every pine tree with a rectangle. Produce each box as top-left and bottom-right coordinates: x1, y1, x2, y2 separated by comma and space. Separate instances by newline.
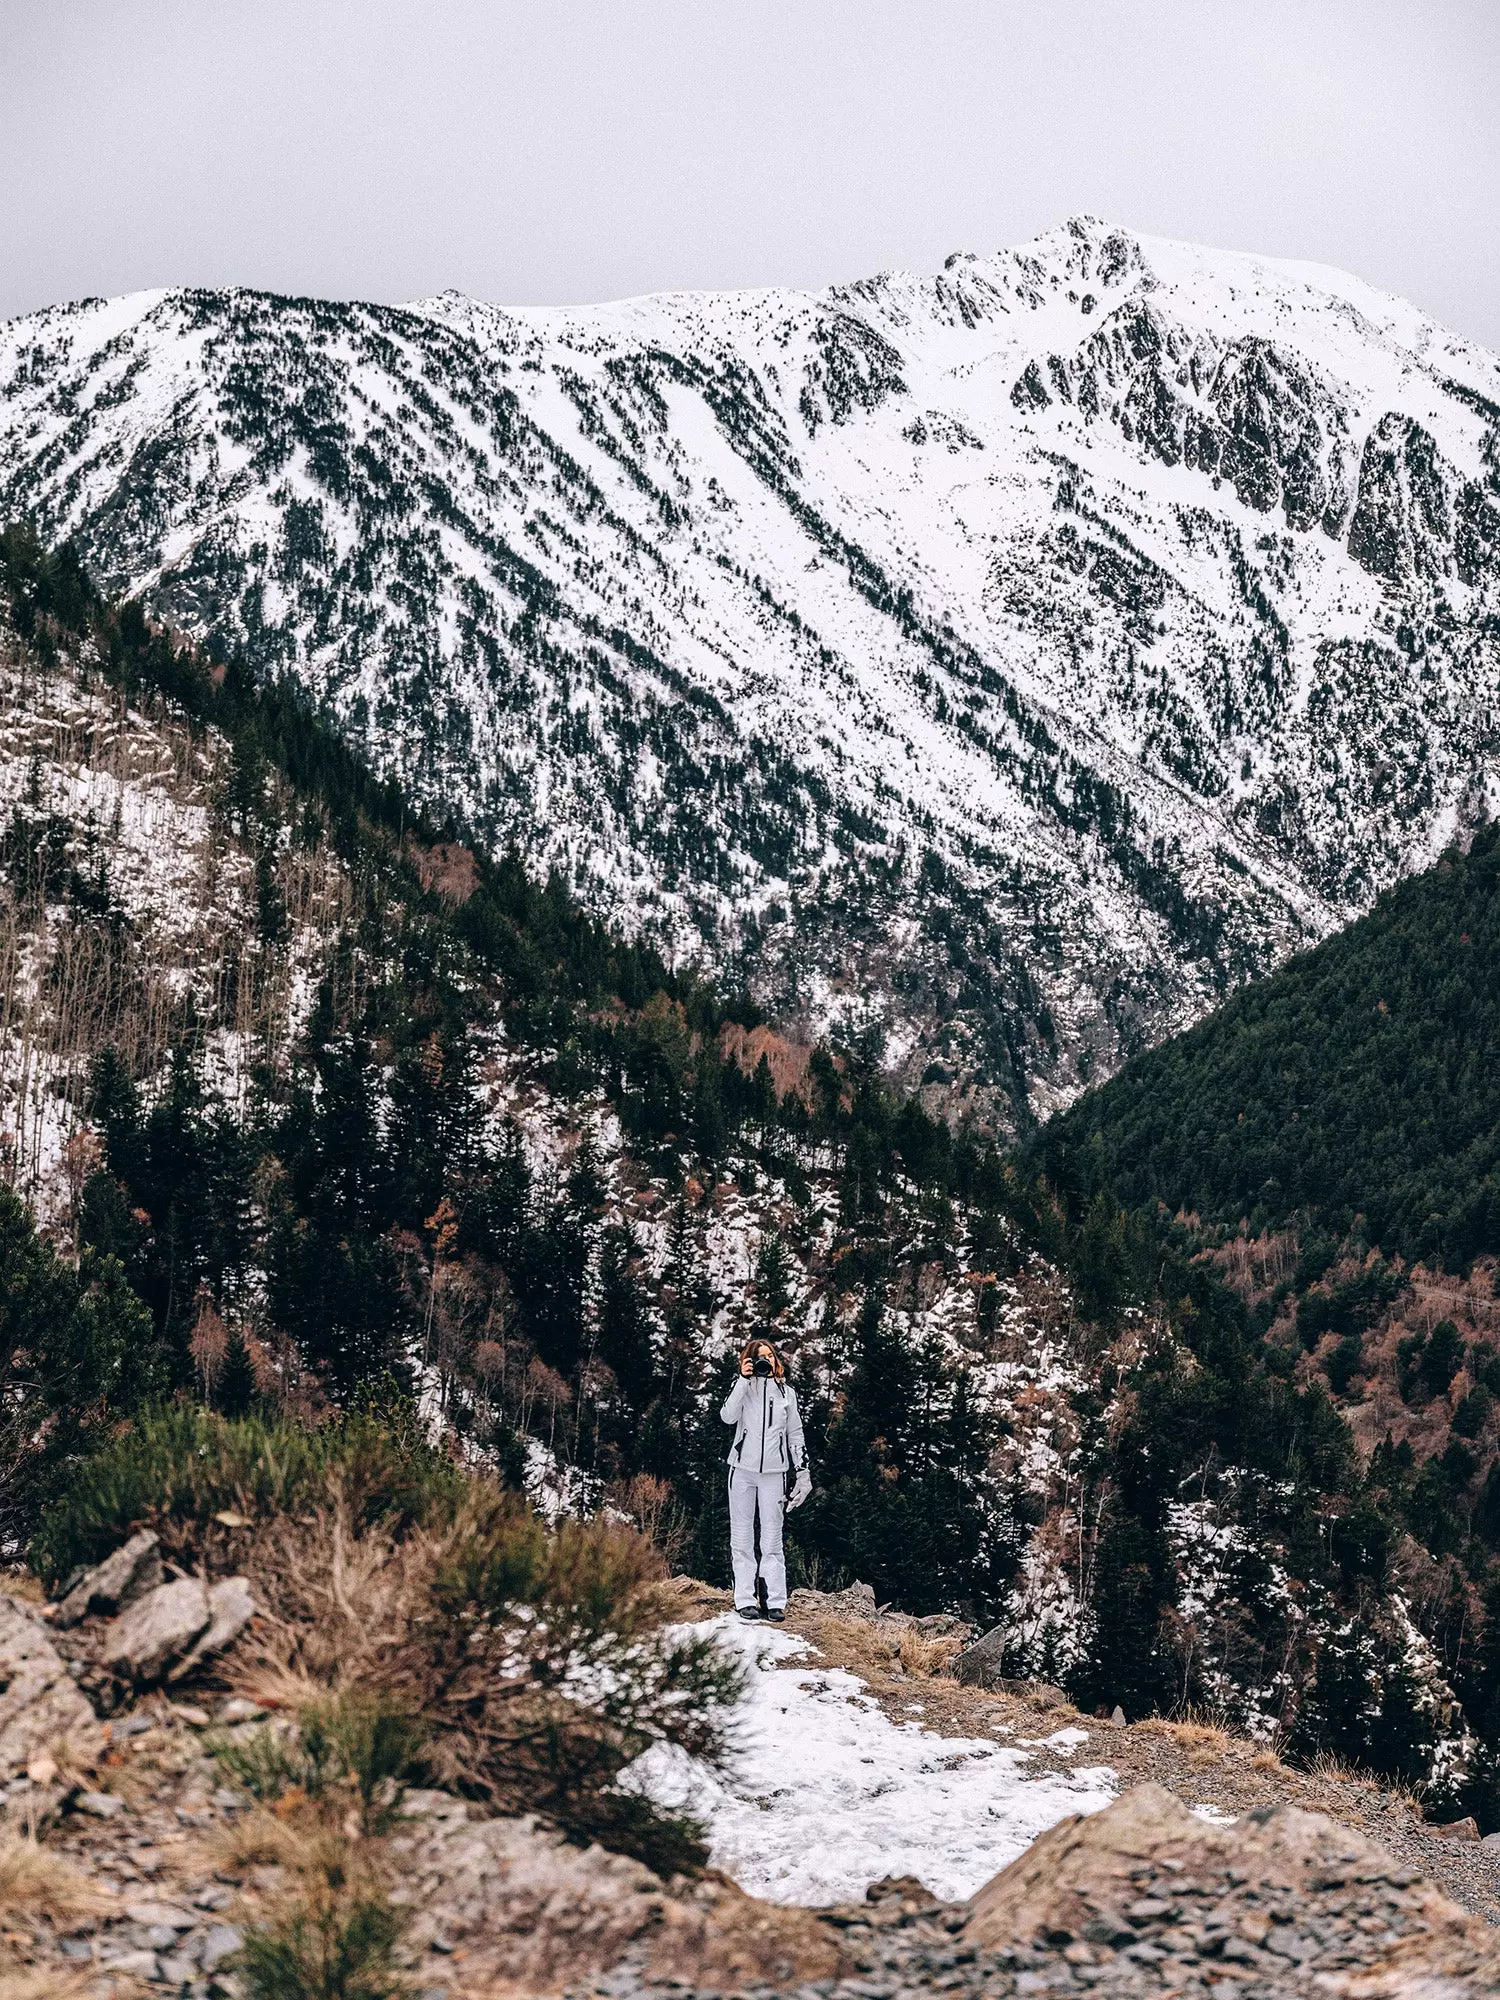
753, 1228, 794, 1329
218, 1324, 257, 1418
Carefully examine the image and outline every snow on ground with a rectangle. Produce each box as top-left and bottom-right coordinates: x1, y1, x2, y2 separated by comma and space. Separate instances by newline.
626, 1614, 1117, 1906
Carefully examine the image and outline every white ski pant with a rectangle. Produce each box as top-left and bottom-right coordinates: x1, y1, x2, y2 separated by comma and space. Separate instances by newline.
728, 1468, 787, 1610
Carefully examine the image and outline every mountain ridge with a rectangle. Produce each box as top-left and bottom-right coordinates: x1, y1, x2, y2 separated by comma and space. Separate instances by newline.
4, 216, 1498, 1127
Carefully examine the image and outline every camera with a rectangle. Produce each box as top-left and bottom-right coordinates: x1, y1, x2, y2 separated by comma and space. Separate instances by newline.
752, 1355, 773, 1377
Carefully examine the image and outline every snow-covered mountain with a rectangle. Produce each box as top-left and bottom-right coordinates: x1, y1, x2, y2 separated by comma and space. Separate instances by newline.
3, 216, 1498, 1126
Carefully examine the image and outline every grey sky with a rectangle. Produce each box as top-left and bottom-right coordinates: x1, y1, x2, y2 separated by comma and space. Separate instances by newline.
3, 0, 1498, 349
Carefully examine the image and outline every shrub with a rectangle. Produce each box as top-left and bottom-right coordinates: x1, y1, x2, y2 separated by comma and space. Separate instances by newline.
208, 1724, 319, 1805
38, 1405, 741, 1872
304, 1693, 427, 1833
30, 1399, 464, 1587
238, 1481, 742, 1867
211, 1699, 425, 1836
238, 1843, 405, 2000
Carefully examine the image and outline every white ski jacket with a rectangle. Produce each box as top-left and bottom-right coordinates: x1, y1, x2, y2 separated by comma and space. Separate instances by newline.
720, 1374, 808, 1476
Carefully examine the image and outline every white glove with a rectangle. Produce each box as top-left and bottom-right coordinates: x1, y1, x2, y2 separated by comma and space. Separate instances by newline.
787, 1468, 812, 1511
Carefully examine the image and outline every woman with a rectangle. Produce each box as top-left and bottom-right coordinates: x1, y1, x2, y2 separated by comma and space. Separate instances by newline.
720, 1335, 812, 1621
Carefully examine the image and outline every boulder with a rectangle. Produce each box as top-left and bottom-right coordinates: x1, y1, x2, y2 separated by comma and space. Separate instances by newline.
169, 1576, 255, 1680
389, 1803, 842, 1991
74, 1789, 126, 1818
953, 1622, 1009, 1688
54, 1530, 164, 1629
786, 1580, 881, 1621
0, 1594, 106, 1780
100, 1578, 211, 1684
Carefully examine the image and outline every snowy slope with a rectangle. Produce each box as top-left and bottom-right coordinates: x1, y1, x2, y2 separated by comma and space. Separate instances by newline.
627, 1615, 1116, 1903
3, 217, 1498, 1124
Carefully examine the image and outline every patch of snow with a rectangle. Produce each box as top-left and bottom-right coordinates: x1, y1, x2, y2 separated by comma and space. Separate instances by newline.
626, 1614, 1116, 1904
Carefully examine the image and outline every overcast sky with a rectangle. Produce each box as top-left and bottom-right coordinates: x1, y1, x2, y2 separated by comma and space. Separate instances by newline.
3, 0, 1497, 347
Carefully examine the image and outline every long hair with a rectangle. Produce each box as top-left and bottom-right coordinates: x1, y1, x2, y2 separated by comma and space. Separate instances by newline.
739, 1334, 786, 1381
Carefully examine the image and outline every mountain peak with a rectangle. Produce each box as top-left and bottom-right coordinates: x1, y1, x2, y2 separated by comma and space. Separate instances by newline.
2, 225, 1497, 1126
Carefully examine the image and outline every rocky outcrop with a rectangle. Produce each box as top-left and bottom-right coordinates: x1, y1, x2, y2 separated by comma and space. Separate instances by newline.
0, 1594, 105, 1818
1349, 413, 1454, 584
963, 1782, 1500, 1995
388, 1791, 843, 1991
53, 1530, 164, 1629
98, 1574, 255, 1685
169, 1575, 255, 1682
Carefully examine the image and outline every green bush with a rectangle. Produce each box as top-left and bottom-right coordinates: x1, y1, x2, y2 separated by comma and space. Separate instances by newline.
239, 1876, 405, 2000
210, 1694, 425, 1832
207, 1723, 319, 1804
30, 1398, 465, 1587
407, 1485, 743, 1863
305, 1693, 427, 1833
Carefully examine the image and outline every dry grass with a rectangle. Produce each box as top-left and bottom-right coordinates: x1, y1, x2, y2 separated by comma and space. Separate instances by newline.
1305, 1748, 1377, 1789
897, 1629, 965, 1677
208, 1804, 324, 1876
0, 1835, 111, 1925
1299, 1751, 1429, 1819
0, 1970, 96, 2000
797, 1614, 964, 1684
1136, 1714, 1233, 1754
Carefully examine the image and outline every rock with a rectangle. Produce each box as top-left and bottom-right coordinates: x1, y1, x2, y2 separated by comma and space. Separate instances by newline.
1110, 1705, 1127, 1727
1481, 1831, 1500, 1852
169, 1574, 255, 1679
217, 1696, 266, 1724
0, 1594, 106, 1780
99, 1948, 158, 1976
75, 1789, 126, 1818
125, 1900, 196, 1929
825, 1581, 880, 1619
100, 1577, 211, 1683
1435, 1815, 1481, 1842
953, 1623, 1009, 1688
963, 1783, 1500, 1990
54, 1530, 164, 1629
201, 1923, 244, 1971
393, 1806, 841, 1991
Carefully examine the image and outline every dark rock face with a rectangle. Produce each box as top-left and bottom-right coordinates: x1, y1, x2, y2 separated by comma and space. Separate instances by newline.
1348, 413, 1453, 583
801, 314, 907, 433
1207, 339, 1353, 532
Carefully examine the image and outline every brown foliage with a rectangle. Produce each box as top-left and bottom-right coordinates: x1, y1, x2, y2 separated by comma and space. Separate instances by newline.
408, 841, 479, 906
717, 1022, 814, 1105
